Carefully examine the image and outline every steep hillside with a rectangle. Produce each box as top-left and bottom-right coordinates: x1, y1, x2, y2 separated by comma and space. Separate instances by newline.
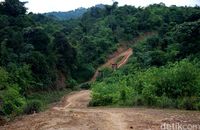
91, 20, 200, 110
0, 0, 200, 124
3, 38, 200, 130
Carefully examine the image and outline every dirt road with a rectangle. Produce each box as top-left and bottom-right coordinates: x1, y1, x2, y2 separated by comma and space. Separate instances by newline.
1, 37, 200, 130
91, 48, 133, 81
1, 90, 200, 130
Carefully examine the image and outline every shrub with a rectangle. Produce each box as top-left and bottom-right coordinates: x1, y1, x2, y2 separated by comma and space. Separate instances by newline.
90, 95, 113, 106
90, 83, 116, 106
156, 96, 174, 108
142, 84, 157, 106
79, 82, 91, 90
195, 102, 200, 110
90, 59, 200, 110
23, 100, 43, 114
120, 90, 126, 101
73, 64, 95, 82
66, 78, 77, 88
132, 95, 144, 106
177, 97, 200, 110
7, 64, 34, 96
96, 67, 113, 81
0, 85, 26, 117
0, 67, 8, 90
156, 60, 200, 98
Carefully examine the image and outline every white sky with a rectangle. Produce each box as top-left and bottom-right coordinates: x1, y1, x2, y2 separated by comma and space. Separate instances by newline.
0, 0, 200, 13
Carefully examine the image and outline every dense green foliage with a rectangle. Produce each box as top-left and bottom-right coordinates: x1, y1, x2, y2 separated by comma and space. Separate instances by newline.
90, 4, 200, 110
91, 60, 200, 110
0, 0, 200, 120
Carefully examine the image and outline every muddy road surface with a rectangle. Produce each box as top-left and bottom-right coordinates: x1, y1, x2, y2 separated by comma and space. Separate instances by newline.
1, 90, 200, 130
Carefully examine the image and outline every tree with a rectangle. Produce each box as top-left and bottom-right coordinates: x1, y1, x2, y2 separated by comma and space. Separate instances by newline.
105, 2, 118, 15
0, 15, 9, 29
26, 51, 54, 89
1, 0, 27, 17
23, 27, 50, 53
53, 32, 77, 73
172, 20, 200, 57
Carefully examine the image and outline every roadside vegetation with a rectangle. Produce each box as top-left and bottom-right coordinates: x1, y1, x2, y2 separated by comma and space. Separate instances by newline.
90, 4, 200, 110
91, 19, 200, 110
0, 0, 200, 122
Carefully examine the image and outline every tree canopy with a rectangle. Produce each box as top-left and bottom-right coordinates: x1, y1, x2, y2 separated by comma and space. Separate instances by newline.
0, 0, 200, 119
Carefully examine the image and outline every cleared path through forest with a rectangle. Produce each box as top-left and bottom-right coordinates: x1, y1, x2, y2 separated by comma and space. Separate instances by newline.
1, 35, 200, 130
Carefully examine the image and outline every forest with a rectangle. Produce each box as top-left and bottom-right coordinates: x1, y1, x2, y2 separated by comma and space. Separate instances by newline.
44, 7, 88, 20
0, 0, 200, 121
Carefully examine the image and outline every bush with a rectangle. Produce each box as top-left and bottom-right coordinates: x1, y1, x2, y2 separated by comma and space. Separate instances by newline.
157, 60, 200, 98
23, 100, 43, 114
91, 79, 135, 106
177, 97, 200, 110
90, 83, 116, 106
141, 84, 157, 106
90, 95, 113, 106
195, 102, 200, 110
72, 64, 95, 83
90, 59, 200, 110
156, 96, 174, 108
0, 85, 26, 117
0, 67, 8, 90
7, 64, 34, 96
96, 67, 113, 81
132, 95, 144, 106
79, 82, 91, 90
66, 78, 77, 88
